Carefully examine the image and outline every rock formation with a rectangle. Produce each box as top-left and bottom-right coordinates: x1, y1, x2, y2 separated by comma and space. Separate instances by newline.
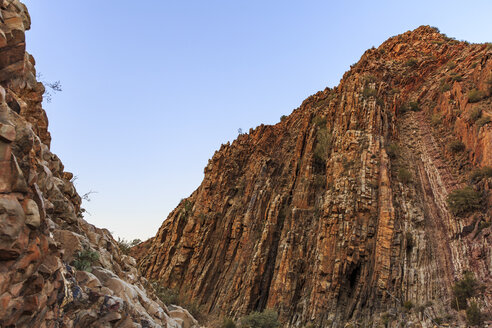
0, 1, 198, 327
137, 27, 492, 327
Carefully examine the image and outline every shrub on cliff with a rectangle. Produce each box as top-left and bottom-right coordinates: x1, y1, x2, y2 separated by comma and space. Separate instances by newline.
399, 101, 420, 114
362, 87, 377, 98
240, 310, 280, 328
466, 302, 483, 326
117, 238, 142, 255
313, 128, 332, 164
452, 272, 478, 310
152, 282, 180, 305
398, 168, 412, 184
476, 116, 491, 128
405, 58, 418, 67
430, 113, 442, 127
448, 140, 465, 153
468, 89, 485, 103
386, 143, 399, 159
72, 247, 99, 272
446, 187, 482, 217
468, 108, 482, 122
469, 166, 492, 183
221, 318, 237, 328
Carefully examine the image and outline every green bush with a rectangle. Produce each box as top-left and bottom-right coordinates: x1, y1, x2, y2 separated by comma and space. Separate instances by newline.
386, 143, 399, 159
447, 61, 457, 70
152, 282, 180, 305
398, 168, 412, 184
452, 272, 478, 310
313, 128, 332, 163
403, 300, 413, 311
240, 310, 280, 328
72, 247, 99, 272
440, 82, 451, 92
221, 318, 237, 328
468, 89, 485, 103
448, 140, 465, 153
466, 302, 483, 326
469, 166, 492, 183
312, 116, 327, 128
468, 108, 482, 122
430, 113, 442, 127
476, 116, 491, 128
405, 58, 418, 67
117, 237, 142, 255
400, 101, 420, 114
362, 87, 377, 98
451, 74, 462, 82
280, 115, 287, 122
446, 187, 482, 217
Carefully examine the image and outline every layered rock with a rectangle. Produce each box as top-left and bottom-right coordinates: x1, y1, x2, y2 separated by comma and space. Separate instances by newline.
0, 2, 197, 327
137, 27, 492, 327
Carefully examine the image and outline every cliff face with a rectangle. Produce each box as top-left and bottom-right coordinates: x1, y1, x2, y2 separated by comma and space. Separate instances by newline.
0, 2, 198, 327
137, 27, 492, 327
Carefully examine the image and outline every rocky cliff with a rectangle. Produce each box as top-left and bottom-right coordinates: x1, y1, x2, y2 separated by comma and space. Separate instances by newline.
0, 2, 198, 327
137, 26, 492, 327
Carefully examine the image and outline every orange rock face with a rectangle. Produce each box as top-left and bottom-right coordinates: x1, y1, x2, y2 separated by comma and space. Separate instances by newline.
0, 2, 199, 327
137, 26, 492, 326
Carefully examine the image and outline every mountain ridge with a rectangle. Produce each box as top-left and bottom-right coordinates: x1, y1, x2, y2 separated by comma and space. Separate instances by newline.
135, 25, 492, 327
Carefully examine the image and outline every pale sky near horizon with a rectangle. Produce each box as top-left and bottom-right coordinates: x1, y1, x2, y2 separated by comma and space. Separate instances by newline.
22, 0, 492, 241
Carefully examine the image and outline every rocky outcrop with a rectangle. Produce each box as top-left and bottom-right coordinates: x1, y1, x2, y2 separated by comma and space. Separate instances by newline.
0, 1, 198, 327
137, 27, 492, 327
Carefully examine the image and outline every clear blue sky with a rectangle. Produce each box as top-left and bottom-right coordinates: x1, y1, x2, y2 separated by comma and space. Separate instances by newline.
23, 0, 492, 241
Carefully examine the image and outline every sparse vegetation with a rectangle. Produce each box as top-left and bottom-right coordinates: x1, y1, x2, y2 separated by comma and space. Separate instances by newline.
446, 61, 457, 70
468, 108, 482, 122
466, 302, 483, 326
450, 74, 463, 82
153, 282, 180, 305
430, 113, 442, 127
313, 125, 332, 164
399, 101, 420, 114
221, 318, 237, 328
446, 187, 482, 217
452, 272, 478, 310
117, 238, 142, 255
36, 73, 62, 103
476, 116, 491, 128
405, 232, 414, 250
468, 89, 485, 103
440, 82, 451, 92
403, 300, 414, 311
312, 116, 327, 128
405, 58, 418, 67
398, 168, 412, 184
448, 140, 465, 153
280, 115, 287, 122
469, 166, 492, 183
362, 87, 377, 98
386, 143, 399, 159
72, 247, 99, 272
240, 310, 280, 328
152, 281, 205, 322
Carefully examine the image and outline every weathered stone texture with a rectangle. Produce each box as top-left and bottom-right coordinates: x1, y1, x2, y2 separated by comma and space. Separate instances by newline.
137, 27, 492, 327
0, 2, 198, 327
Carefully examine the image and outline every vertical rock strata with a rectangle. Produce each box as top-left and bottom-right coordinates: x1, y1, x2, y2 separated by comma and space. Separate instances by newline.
0, 2, 197, 327
138, 27, 492, 326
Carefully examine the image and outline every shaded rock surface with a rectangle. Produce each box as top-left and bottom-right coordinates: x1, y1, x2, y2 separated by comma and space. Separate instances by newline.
0, 1, 198, 327
137, 27, 492, 327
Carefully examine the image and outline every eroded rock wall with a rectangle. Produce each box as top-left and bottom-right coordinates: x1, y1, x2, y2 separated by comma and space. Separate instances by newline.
138, 27, 491, 327
0, 2, 198, 327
